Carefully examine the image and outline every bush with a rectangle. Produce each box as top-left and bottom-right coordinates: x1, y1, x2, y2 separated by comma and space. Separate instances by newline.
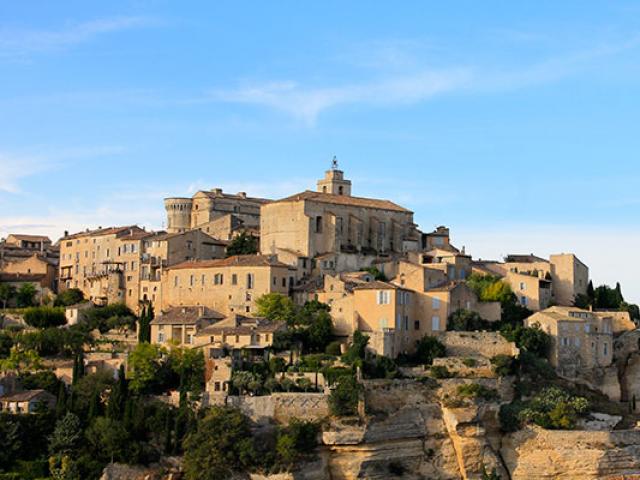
54, 289, 84, 307
462, 358, 477, 368
413, 335, 446, 365
518, 386, 589, 430
490, 355, 517, 377
500, 322, 550, 358
448, 309, 492, 331
325, 341, 342, 356
23, 307, 66, 329
457, 383, 498, 401
329, 374, 360, 417
430, 365, 453, 379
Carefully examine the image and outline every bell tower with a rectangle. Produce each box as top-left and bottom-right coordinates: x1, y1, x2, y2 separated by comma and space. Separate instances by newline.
316, 156, 352, 196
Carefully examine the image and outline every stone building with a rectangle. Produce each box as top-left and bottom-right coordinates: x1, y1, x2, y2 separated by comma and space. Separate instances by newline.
1, 234, 59, 296
164, 188, 270, 234
472, 253, 589, 310
150, 306, 224, 347
0, 389, 56, 414
161, 255, 296, 315
59, 226, 224, 312
526, 306, 613, 377
260, 167, 419, 271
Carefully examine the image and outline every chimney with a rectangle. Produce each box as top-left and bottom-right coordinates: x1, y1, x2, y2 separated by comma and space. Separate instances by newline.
64, 230, 69, 237
238, 192, 247, 198
213, 188, 223, 195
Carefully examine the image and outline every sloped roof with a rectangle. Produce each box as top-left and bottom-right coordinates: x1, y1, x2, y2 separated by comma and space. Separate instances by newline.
7, 234, 51, 242
168, 255, 293, 270
63, 226, 145, 240
353, 280, 402, 291
270, 190, 411, 213
197, 314, 284, 336
151, 306, 225, 325
0, 389, 54, 402
505, 254, 549, 264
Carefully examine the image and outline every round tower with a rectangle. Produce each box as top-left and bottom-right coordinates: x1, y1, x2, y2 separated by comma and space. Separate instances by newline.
164, 198, 193, 233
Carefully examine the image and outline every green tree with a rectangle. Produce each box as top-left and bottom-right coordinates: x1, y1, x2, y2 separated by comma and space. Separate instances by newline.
16, 282, 38, 307
54, 288, 85, 307
49, 412, 82, 455
255, 293, 296, 324
85, 417, 129, 463
106, 365, 128, 420
226, 232, 258, 256
0, 346, 43, 373
183, 407, 256, 480
500, 322, 550, 358
448, 309, 490, 331
0, 283, 16, 309
128, 342, 163, 394
329, 374, 360, 416
0, 415, 21, 471
168, 346, 205, 396
341, 331, 369, 366
360, 267, 387, 281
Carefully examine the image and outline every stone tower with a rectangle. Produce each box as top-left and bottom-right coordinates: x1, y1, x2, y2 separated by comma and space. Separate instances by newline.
164, 197, 193, 233
316, 159, 352, 196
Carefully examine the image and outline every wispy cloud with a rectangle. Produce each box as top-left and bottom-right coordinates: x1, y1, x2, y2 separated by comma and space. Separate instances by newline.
208, 69, 471, 125
0, 16, 160, 58
0, 146, 125, 193
209, 35, 640, 125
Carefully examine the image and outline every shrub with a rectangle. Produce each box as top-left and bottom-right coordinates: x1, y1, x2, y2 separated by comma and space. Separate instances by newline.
518, 386, 589, 430
23, 307, 66, 329
325, 341, 342, 356
462, 358, 477, 368
448, 309, 492, 331
457, 383, 498, 401
430, 365, 453, 379
500, 322, 550, 358
54, 289, 84, 307
490, 355, 517, 377
413, 335, 446, 365
329, 374, 360, 417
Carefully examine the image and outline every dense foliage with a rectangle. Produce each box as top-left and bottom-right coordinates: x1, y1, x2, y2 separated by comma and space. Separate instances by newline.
226, 232, 259, 257
23, 307, 66, 329
53, 289, 85, 307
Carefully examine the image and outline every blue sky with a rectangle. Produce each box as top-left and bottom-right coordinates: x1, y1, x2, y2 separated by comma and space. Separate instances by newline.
1, 1, 640, 301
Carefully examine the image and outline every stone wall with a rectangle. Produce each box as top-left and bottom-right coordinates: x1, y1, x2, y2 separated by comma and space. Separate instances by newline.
224, 393, 329, 424
439, 331, 519, 358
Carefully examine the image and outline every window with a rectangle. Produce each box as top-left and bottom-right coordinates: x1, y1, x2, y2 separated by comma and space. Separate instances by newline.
214, 273, 224, 285
235, 335, 240, 343
520, 282, 526, 290
520, 296, 527, 306
432, 297, 440, 309
246, 273, 254, 289
585, 324, 590, 333
131, 261, 136, 271
338, 186, 343, 195
201, 274, 205, 285
575, 337, 581, 347
232, 274, 238, 285
282, 278, 286, 287
404, 316, 409, 331
190, 275, 194, 287
174, 276, 179, 287
315, 216, 323, 233
604, 343, 609, 356
431, 316, 441, 332
377, 290, 390, 305
414, 320, 420, 330
158, 332, 165, 343
562, 337, 569, 346
131, 244, 137, 253
186, 333, 194, 345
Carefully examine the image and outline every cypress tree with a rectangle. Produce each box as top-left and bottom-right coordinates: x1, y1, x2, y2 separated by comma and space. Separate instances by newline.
138, 305, 147, 343
88, 388, 101, 420
163, 409, 173, 454
587, 281, 595, 304
56, 382, 68, 418
614, 282, 624, 307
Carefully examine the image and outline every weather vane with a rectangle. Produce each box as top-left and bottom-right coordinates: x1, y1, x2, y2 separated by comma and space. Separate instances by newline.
331, 155, 338, 170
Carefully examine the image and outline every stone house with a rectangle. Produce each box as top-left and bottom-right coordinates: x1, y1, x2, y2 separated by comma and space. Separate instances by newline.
161, 255, 296, 315
64, 301, 94, 326
0, 389, 56, 414
150, 306, 224, 347
526, 306, 614, 377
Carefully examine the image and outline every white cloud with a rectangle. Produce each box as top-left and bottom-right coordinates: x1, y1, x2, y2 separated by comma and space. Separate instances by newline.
209, 36, 640, 125
0, 16, 159, 57
454, 224, 640, 304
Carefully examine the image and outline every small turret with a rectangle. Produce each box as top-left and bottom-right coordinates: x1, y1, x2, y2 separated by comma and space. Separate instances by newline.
316, 156, 352, 196
164, 198, 193, 233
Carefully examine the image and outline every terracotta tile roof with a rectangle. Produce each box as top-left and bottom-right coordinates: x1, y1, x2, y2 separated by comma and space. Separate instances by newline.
148, 230, 228, 246
7, 234, 51, 242
271, 190, 411, 213
151, 306, 225, 325
426, 280, 467, 292
353, 280, 403, 291
0, 389, 54, 403
197, 190, 271, 203
63, 226, 145, 240
504, 254, 549, 264
0, 272, 46, 283
168, 255, 294, 270
197, 315, 284, 336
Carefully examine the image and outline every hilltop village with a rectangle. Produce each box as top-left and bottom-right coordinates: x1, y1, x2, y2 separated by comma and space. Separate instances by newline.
2, 166, 640, 480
